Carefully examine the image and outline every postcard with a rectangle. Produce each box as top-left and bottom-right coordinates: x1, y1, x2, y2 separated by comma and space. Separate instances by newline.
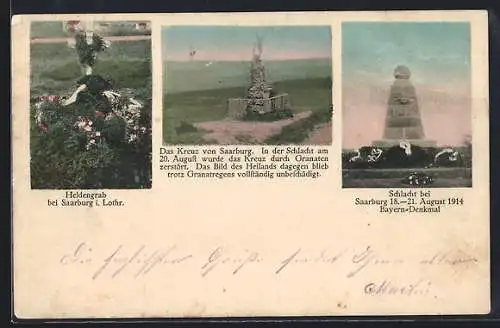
11, 11, 490, 318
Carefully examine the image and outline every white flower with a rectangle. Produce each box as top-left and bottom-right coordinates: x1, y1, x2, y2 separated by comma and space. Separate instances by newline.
140, 126, 147, 134
85, 139, 96, 150
128, 134, 138, 143
95, 131, 101, 137
84, 125, 93, 132
75, 120, 87, 129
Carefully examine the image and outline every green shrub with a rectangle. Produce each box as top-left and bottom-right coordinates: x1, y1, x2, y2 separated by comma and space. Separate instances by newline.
175, 121, 199, 134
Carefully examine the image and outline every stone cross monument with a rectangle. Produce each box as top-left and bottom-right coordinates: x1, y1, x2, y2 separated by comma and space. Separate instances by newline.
226, 35, 291, 120
372, 65, 436, 148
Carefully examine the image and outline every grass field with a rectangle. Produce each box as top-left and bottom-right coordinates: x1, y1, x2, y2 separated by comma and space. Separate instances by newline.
31, 22, 69, 38
164, 59, 332, 94
30, 41, 151, 97
342, 167, 472, 188
163, 76, 332, 144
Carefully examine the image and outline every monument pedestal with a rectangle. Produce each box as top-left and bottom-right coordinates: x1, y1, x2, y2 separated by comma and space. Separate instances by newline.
372, 139, 437, 148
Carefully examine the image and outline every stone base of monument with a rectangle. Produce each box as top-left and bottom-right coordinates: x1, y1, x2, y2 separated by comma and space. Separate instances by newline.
372, 139, 437, 148
227, 93, 293, 121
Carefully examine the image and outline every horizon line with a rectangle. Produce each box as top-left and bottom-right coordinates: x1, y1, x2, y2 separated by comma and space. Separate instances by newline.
163, 57, 331, 62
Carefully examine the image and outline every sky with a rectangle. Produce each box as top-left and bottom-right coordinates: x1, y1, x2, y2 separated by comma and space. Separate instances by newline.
342, 22, 472, 149
162, 26, 332, 61
342, 22, 471, 85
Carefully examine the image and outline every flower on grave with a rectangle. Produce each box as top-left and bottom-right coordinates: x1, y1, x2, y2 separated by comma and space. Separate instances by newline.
39, 95, 61, 103
74, 116, 95, 133
128, 133, 138, 143
39, 123, 48, 132
75, 117, 87, 128
84, 131, 103, 151
35, 95, 61, 110
402, 172, 434, 186
85, 138, 97, 151
31, 42, 152, 188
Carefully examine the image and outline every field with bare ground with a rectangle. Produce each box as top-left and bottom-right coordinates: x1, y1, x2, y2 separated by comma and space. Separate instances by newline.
194, 111, 312, 144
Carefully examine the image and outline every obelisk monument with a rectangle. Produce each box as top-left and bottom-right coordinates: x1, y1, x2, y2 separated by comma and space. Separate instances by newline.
246, 35, 272, 114
372, 65, 436, 148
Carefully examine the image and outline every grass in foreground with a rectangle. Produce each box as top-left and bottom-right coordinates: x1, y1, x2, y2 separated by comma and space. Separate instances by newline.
342, 167, 472, 188
165, 121, 216, 145
343, 178, 472, 188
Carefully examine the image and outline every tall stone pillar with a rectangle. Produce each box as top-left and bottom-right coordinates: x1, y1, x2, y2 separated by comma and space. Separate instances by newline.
246, 37, 272, 114
372, 65, 436, 148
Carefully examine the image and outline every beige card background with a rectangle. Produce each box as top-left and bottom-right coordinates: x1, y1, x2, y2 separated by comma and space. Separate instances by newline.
12, 11, 490, 318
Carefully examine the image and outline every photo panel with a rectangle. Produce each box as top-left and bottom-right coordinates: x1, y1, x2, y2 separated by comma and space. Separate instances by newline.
341, 22, 472, 189
29, 20, 153, 190
162, 25, 333, 146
